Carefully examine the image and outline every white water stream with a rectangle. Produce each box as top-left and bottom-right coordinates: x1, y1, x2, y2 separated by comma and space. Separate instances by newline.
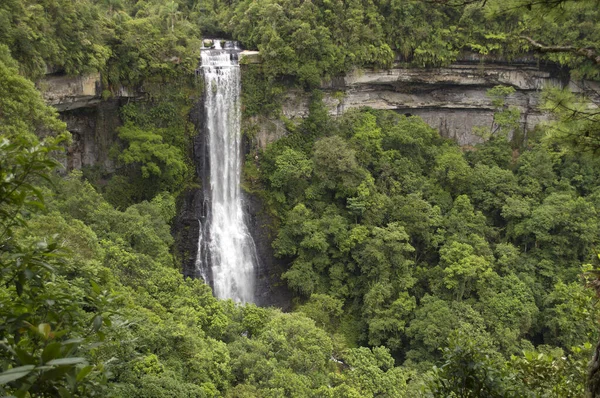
198, 41, 257, 303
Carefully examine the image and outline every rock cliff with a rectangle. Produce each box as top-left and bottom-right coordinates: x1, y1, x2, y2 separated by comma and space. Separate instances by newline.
42, 56, 598, 166
253, 57, 598, 148
38, 73, 139, 172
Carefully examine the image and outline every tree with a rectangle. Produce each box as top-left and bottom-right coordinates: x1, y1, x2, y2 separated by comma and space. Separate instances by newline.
269, 147, 313, 203
0, 49, 109, 396
476, 272, 538, 353
428, 331, 510, 398
439, 241, 491, 301
473, 86, 522, 141
335, 346, 411, 398
297, 294, 343, 333
541, 87, 600, 154
313, 135, 366, 198
162, 1, 180, 32
433, 145, 472, 195
117, 122, 188, 197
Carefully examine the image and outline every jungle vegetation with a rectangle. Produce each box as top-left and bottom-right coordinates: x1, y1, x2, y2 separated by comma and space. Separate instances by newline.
1, 0, 600, 397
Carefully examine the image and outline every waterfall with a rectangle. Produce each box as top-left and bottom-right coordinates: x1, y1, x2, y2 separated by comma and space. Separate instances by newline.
197, 41, 257, 303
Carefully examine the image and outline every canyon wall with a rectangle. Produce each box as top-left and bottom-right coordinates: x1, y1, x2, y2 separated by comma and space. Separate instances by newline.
42, 55, 597, 168
39, 73, 139, 173
251, 55, 598, 149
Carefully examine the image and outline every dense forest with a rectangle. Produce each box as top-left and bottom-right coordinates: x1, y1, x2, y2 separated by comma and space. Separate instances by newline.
2, 0, 600, 397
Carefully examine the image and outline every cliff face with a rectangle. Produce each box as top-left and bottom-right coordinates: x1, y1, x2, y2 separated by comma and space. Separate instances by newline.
41, 73, 103, 111
42, 57, 592, 171
59, 100, 122, 172
39, 73, 139, 173
322, 63, 551, 145
263, 66, 520, 147
251, 56, 598, 149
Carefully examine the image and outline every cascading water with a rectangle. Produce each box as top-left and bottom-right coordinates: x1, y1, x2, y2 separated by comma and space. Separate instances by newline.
196, 41, 257, 303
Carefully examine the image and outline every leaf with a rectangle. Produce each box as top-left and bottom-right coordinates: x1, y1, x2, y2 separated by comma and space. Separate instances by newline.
90, 280, 101, 295
14, 348, 35, 365
66, 373, 76, 389
76, 365, 93, 382
42, 342, 62, 363
38, 323, 52, 340
0, 365, 35, 384
46, 358, 87, 366
38, 366, 71, 383
92, 315, 102, 332
61, 338, 83, 347
37, 262, 56, 273
15, 390, 28, 398
15, 280, 22, 296
34, 365, 56, 371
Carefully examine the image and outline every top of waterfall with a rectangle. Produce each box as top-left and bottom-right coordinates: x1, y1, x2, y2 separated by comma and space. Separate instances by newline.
201, 40, 240, 51
200, 40, 242, 68
200, 49, 240, 69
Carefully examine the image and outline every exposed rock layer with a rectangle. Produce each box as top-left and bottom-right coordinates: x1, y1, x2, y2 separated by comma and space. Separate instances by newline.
58, 99, 122, 172
250, 57, 598, 148
42, 57, 597, 166
265, 62, 570, 146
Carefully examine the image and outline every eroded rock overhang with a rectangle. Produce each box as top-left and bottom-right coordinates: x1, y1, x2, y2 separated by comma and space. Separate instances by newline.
247, 53, 599, 147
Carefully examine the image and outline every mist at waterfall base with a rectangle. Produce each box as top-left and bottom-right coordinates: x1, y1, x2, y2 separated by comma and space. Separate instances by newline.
196, 41, 258, 303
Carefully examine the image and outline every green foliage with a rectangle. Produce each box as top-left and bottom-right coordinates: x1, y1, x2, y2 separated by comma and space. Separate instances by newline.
240, 65, 284, 118
256, 104, 600, 394
510, 344, 591, 397
94, 98, 196, 207
428, 331, 511, 397
429, 333, 590, 397
541, 88, 600, 153
333, 346, 411, 398
0, 0, 110, 78
0, 51, 109, 397
473, 86, 522, 141
476, 272, 538, 353
223, 0, 393, 86
0, 0, 202, 89
439, 241, 491, 301
313, 135, 365, 198
2, 0, 598, 89
4, 0, 600, 396
105, 8, 200, 89
118, 122, 186, 186
269, 147, 313, 203
542, 281, 598, 348
0, 45, 65, 139
297, 294, 343, 332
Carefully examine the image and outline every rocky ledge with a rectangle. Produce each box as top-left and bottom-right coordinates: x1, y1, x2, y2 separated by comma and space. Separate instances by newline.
254, 59, 600, 147
40, 54, 600, 150
39, 73, 140, 112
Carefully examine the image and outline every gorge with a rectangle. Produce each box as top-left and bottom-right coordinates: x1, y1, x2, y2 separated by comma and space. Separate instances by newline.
40, 53, 598, 309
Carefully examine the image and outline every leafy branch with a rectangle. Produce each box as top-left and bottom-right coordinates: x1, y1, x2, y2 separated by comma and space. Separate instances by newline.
520, 36, 600, 66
